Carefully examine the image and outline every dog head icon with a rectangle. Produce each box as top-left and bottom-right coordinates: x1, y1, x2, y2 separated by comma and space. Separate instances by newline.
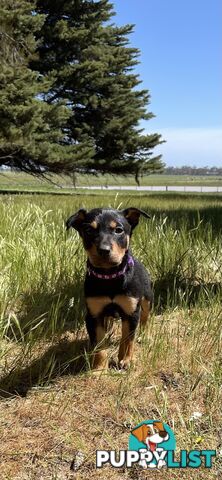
131, 422, 169, 452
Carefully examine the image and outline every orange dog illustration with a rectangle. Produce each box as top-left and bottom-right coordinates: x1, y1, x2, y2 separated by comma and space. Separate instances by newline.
132, 421, 169, 468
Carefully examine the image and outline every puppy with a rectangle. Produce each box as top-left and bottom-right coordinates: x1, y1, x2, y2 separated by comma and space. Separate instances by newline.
66, 207, 153, 372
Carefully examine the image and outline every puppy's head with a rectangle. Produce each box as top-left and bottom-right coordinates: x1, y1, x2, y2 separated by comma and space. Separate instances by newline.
66, 207, 150, 269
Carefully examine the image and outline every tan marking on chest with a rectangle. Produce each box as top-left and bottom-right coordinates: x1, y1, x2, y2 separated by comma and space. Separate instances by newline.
86, 296, 111, 317
113, 295, 139, 315
86, 295, 139, 318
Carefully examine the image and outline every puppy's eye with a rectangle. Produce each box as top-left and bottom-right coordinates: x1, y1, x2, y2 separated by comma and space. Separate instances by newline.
115, 226, 124, 234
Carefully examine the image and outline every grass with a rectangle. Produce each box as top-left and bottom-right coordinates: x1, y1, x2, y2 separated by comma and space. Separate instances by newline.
0, 171, 222, 194
0, 192, 221, 479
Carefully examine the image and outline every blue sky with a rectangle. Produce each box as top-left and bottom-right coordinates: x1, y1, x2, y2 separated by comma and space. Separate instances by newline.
112, 0, 222, 167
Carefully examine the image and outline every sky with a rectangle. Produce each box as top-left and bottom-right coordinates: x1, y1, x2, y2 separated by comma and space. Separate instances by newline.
112, 0, 222, 167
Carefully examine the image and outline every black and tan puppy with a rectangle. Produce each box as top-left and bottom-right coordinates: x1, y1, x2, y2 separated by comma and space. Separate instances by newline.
66, 207, 153, 372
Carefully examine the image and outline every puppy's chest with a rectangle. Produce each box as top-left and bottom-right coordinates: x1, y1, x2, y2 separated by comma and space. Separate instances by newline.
86, 294, 139, 318
84, 274, 139, 317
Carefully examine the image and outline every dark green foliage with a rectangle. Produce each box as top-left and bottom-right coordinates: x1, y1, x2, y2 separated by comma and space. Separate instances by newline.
33, 0, 164, 180
0, 0, 164, 179
0, 0, 93, 174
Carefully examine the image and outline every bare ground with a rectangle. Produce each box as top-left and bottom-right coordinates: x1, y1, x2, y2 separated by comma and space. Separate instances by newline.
0, 311, 221, 480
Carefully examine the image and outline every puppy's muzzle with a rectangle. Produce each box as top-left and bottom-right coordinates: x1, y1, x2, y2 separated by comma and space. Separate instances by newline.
98, 244, 111, 257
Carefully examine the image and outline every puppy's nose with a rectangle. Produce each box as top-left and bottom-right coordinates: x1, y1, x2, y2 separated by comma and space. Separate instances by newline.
159, 430, 167, 438
98, 245, 111, 256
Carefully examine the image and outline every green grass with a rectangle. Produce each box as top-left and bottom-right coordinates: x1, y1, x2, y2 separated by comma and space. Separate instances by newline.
0, 192, 221, 478
0, 192, 221, 365
0, 171, 222, 194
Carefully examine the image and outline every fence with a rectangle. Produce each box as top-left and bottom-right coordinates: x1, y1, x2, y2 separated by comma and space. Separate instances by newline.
76, 185, 222, 193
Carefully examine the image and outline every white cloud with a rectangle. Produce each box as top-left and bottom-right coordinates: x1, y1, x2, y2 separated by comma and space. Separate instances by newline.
148, 127, 222, 167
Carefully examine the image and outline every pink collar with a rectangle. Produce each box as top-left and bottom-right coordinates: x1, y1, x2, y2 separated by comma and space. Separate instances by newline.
87, 255, 134, 280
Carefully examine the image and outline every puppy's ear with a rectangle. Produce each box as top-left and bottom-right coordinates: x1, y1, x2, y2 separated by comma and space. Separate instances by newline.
131, 424, 148, 444
66, 209, 87, 232
121, 207, 151, 230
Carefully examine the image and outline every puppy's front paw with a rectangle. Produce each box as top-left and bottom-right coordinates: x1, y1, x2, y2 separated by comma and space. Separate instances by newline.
118, 358, 132, 370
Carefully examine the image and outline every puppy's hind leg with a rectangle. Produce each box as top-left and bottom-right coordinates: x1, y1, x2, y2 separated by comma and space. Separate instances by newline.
140, 297, 151, 330
137, 297, 152, 344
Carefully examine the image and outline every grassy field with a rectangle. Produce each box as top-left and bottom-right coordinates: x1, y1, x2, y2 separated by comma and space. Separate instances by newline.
0, 171, 222, 194
0, 192, 221, 479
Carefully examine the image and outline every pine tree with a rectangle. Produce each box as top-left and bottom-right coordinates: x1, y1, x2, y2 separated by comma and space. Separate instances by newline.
33, 0, 164, 181
0, 0, 94, 174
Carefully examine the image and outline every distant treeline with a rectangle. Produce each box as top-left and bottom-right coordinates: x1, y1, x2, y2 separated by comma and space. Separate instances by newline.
164, 166, 222, 176
1, 165, 222, 177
